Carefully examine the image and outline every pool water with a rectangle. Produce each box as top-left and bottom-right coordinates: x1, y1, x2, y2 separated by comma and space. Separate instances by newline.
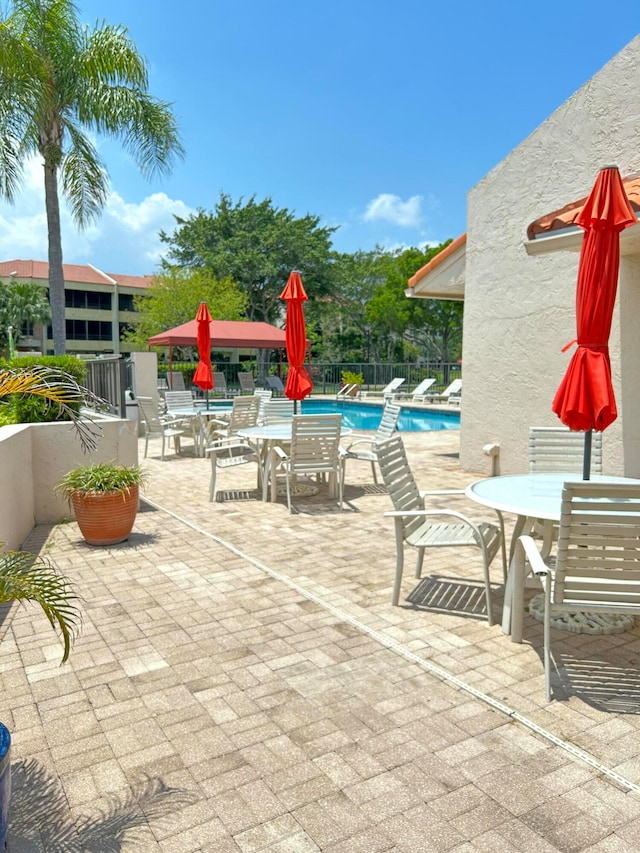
301, 399, 460, 432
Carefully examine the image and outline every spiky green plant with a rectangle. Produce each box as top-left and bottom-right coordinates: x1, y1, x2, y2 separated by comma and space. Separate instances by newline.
0, 546, 80, 663
55, 462, 145, 501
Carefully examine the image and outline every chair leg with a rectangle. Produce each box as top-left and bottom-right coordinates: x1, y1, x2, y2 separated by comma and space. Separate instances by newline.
544, 585, 552, 702
160, 433, 165, 461
144, 434, 149, 459
392, 519, 405, 605
209, 454, 217, 502
371, 460, 378, 484
285, 468, 292, 513
479, 542, 494, 627
415, 548, 424, 579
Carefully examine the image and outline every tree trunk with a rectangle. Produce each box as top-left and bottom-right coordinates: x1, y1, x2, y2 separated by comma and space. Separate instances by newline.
43, 161, 66, 354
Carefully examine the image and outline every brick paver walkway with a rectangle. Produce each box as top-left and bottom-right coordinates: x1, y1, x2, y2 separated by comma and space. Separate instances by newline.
4, 424, 640, 851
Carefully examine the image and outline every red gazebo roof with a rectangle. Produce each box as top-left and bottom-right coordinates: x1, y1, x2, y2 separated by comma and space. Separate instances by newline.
147, 319, 287, 349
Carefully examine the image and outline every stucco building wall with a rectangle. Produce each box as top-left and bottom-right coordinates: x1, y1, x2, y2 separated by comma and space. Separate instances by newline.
461, 35, 640, 476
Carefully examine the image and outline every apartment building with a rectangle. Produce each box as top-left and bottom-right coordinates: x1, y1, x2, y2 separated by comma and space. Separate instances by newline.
0, 260, 152, 355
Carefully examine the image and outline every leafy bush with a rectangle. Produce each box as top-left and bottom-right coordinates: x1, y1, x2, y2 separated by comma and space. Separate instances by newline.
56, 462, 146, 500
4, 355, 87, 424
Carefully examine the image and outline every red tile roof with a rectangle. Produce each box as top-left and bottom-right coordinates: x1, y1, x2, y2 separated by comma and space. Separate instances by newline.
0, 260, 153, 289
527, 175, 640, 240
407, 234, 467, 288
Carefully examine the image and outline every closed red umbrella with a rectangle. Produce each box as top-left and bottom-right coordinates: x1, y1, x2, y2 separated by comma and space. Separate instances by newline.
280, 271, 313, 410
552, 166, 636, 477
192, 302, 214, 398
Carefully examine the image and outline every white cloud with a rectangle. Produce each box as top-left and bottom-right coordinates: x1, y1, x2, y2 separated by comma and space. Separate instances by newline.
363, 193, 423, 227
0, 155, 194, 275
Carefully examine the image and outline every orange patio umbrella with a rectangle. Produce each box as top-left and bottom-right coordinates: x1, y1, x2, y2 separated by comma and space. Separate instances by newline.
552, 166, 637, 478
280, 271, 313, 412
192, 302, 214, 405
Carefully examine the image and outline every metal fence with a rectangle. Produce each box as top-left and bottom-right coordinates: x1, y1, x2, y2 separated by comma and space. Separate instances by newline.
84, 355, 132, 417
160, 361, 461, 396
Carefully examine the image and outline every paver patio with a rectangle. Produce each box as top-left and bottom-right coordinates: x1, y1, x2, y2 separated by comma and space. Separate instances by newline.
3, 424, 640, 851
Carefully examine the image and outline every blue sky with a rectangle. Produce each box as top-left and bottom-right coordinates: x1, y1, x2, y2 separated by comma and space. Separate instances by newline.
0, 1, 638, 275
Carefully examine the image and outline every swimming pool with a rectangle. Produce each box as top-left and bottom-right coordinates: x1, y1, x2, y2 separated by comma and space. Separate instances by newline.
300, 399, 460, 432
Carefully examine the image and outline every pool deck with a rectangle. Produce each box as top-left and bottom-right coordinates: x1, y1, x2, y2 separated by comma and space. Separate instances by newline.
4, 426, 640, 851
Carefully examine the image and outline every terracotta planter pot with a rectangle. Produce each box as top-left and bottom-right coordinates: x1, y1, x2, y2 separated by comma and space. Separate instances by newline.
72, 485, 139, 545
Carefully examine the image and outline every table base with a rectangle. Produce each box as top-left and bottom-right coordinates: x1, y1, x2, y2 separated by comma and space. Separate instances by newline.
527, 594, 635, 635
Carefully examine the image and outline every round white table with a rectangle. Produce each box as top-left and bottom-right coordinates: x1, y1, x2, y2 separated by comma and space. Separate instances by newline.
466, 473, 640, 638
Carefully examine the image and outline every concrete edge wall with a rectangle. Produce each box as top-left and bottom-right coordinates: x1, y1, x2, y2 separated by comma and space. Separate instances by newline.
0, 415, 138, 551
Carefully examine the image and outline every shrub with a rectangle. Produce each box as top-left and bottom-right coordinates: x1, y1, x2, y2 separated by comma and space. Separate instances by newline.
5, 355, 87, 424
341, 370, 363, 386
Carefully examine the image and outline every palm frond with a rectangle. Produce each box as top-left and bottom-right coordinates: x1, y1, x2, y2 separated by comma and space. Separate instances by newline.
0, 365, 103, 452
0, 548, 81, 664
60, 121, 108, 226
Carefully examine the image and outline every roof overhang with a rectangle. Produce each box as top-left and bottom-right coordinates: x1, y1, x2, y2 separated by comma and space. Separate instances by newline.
406, 234, 466, 300
524, 220, 640, 257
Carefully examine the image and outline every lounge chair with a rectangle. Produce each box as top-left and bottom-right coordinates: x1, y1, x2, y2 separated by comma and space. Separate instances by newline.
375, 434, 505, 624
360, 378, 406, 400
424, 378, 462, 404
212, 372, 233, 398
510, 481, 640, 701
166, 371, 186, 391
266, 375, 285, 395
238, 372, 256, 394
394, 378, 437, 404
341, 401, 401, 484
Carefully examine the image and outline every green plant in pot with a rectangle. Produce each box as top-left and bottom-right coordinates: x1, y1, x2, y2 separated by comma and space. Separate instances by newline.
56, 463, 146, 546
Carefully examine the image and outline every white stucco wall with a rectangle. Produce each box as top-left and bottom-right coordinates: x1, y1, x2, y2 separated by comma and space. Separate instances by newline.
461, 35, 640, 476
0, 415, 138, 550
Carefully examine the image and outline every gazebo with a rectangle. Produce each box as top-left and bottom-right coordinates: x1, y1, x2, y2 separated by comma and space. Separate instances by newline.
147, 319, 287, 388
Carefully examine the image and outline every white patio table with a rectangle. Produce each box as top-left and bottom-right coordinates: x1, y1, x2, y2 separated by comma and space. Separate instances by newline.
465, 473, 640, 640
238, 422, 352, 502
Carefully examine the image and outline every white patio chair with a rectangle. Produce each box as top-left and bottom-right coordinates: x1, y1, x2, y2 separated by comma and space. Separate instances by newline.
205, 439, 259, 501
254, 389, 272, 423
270, 414, 344, 513
137, 395, 189, 460
376, 434, 506, 624
528, 426, 603, 557
510, 481, 640, 701
360, 377, 406, 400
164, 390, 194, 411
203, 395, 260, 444
342, 401, 401, 484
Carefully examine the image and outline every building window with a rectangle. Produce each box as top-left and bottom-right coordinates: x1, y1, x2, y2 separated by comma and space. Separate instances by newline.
65, 319, 112, 341
21, 320, 35, 336
65, 290, 112, 310
118, 293, 135, 312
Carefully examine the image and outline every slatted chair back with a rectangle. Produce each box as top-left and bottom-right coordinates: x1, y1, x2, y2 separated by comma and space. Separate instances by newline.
266, 375, 285, 394
264, 398, 295, 424
375, 434, 425, 540
227, 395, 260, 434
254, 389, 272, 422
238, 372, 256, 393
529, 426, 602, 474
137, 395, 186, 460
167, 371, 186, 391
165, 391, 194, 411
212, 372, 229, 397
289, 414, 342, 476
375, 402, 401, 441
553, 481, 640, 611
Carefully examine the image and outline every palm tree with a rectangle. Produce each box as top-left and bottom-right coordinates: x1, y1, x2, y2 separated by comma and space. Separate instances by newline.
0, 0, 184, 355
0, 280, 51, 354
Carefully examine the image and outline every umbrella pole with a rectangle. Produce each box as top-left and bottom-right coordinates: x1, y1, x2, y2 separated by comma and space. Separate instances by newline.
583, 429, 592, 480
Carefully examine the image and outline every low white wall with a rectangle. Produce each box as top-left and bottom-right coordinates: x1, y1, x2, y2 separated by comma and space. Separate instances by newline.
0, 414, 138, 550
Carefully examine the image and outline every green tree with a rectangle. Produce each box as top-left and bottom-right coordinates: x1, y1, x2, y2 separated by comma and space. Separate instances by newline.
126, 267, 248, 349
367, 243, 463, 363
0, 280, 51, 353
0, 0, 184, 355
160, 193, 337, 325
